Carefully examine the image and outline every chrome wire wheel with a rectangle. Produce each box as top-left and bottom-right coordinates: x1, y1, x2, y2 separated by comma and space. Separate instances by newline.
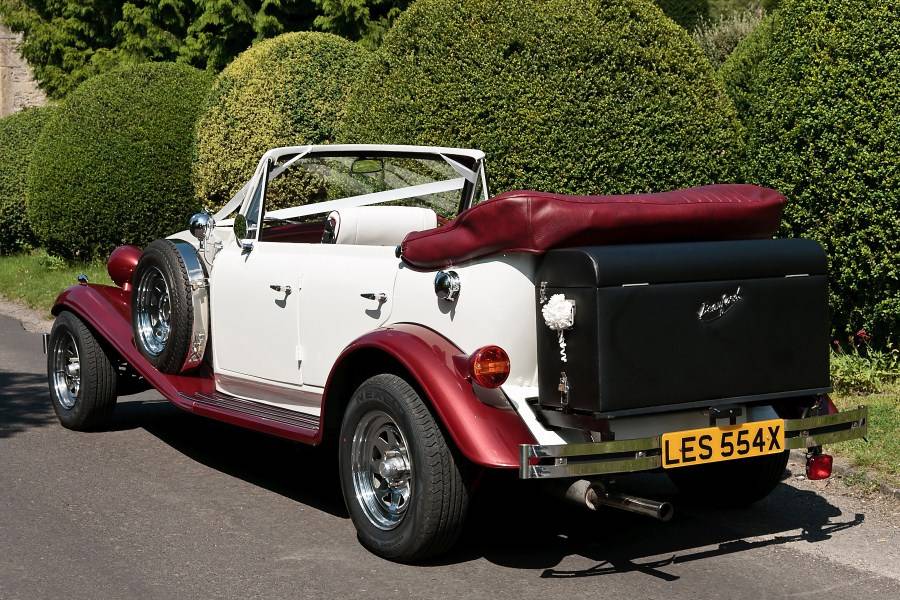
351, 410, 414, 530
135, 266, 171, 357
51, 331, 80, 410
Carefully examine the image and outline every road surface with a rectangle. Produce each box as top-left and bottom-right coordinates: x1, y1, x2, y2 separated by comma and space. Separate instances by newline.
2, 311, 899, 599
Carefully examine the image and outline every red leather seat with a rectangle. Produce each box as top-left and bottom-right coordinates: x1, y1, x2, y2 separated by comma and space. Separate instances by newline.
399, 184, 785, 269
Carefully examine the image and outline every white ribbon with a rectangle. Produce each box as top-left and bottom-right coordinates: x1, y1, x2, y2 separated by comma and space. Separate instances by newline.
542, 294, 575, 363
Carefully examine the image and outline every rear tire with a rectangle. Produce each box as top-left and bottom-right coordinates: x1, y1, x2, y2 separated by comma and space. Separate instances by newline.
47, 311, 117, 430
668, 450, 790, 507
338, 374, 469, 562
131, 239, 195, 373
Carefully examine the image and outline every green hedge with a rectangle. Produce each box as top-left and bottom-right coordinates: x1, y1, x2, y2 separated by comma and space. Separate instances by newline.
26, 63, 212, 259
193, 32, 370, 211
0, 107, 55, 254
655, 0, 710, 29
733, 0, 900, 345
719, 12, 774, 117
341, 0, 740, 197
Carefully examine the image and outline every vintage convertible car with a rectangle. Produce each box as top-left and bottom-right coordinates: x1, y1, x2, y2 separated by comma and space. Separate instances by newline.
45, 144, 867, 561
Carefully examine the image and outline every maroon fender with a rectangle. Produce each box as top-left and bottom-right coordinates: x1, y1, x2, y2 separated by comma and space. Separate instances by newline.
51, 284, 318, 443
52, 284, 215, 406
323, 324, 536, 468
400, 184, 786, 269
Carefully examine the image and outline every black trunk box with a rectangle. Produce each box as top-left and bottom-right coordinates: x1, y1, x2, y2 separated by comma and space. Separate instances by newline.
535, 239, 830, 418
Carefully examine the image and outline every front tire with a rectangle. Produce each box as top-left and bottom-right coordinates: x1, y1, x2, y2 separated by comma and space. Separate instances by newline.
339, 374, 469, 562
47, 311, 117, 430
668, 450, 790, 507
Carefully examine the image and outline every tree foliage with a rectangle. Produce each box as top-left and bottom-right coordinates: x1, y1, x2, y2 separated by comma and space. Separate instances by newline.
312, 0, 408, 48
730, 0, 900, 345
342, 0, 741, 198
26, 63, 212, 258
0, 0, 318, 98
654, 0, 709, 30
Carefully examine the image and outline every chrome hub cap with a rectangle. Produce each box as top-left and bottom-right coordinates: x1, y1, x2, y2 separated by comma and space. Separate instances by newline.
136, 266, 171, 356
52, 332, 80, 409
351, 411, 413, 530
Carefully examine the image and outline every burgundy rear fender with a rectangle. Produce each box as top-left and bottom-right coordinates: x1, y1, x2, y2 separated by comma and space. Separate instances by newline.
322, 324, 536, 468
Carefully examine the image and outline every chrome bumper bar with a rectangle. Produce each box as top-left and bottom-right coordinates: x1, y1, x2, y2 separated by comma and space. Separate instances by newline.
519, 407, 868, 479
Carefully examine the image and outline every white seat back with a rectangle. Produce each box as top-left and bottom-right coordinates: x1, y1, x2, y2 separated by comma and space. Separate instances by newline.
328, 206, 438, 246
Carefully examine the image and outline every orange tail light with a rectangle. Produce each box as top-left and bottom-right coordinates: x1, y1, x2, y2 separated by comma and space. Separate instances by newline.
469, 345, 511, 388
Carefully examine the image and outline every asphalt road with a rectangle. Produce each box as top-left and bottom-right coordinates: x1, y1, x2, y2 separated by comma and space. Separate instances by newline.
2, 312, 900, 600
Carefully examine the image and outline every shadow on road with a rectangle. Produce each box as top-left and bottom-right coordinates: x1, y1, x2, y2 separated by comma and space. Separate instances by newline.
445, 472, 864, 580
111, 395, 864, 581
111, 395, 348, 518
0, 369, 56, 438
2, 379, 866, 581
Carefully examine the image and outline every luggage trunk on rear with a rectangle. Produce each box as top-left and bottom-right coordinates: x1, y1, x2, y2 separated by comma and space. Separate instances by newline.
535, 239, 830, 421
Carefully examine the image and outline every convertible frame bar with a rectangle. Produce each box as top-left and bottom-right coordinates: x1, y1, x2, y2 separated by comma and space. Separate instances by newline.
519, 407, 868, 479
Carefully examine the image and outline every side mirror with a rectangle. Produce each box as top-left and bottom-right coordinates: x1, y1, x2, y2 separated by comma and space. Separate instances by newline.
233, 213, 254, 252
189, 212, 215, 244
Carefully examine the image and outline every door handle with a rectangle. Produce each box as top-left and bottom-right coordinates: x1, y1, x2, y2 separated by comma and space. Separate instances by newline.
270, 284, 292, 294
360, 292, 387, 303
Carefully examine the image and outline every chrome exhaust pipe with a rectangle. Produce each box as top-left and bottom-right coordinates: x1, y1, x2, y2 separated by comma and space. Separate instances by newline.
559, 479, 674, 522
590, 488, 674, 522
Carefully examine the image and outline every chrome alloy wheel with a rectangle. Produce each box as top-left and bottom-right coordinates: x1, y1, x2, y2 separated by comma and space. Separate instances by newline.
135, 266, 171, 357
351, 410, 414, 530
51, 332, 81, 409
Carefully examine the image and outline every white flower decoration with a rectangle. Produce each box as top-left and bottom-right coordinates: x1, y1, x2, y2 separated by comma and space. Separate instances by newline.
542, 294, 575, 331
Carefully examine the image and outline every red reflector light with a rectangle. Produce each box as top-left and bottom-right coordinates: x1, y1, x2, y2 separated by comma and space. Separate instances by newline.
806, 453, 833, 480
469, 345, 510, 388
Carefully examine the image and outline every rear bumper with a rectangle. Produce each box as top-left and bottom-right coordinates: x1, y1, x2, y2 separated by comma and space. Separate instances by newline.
519, 407, 868, 479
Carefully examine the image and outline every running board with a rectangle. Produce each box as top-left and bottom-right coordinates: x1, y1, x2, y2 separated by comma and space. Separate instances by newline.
178, 390, 320, 440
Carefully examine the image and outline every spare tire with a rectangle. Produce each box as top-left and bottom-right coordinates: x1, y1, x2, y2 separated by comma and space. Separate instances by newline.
131, 239, 208, 373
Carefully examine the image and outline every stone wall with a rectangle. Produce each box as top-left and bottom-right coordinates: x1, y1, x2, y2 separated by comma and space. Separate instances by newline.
0, 23, 46, 117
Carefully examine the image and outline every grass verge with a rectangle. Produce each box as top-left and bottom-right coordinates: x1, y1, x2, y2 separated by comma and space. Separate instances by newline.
830, 384, 900, 490
0, 251, 111, 317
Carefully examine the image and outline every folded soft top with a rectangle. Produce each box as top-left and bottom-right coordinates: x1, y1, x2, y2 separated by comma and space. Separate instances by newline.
399, 184, 786, 269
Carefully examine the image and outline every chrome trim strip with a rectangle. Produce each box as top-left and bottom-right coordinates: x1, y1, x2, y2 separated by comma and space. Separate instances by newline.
171, 240, 210, 371
179, 391, 320, 430
216, 373, 322, 410
42, 333, 49, 355
519, 406, 868, 479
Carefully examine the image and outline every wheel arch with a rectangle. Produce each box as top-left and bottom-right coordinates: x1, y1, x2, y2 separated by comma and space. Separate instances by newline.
320, 324, 535, 469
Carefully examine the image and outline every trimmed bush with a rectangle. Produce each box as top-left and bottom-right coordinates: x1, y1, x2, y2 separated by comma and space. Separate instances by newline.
655, 0, 710, 29
719, 12, 774, 117
734, 0, 900, 345
0, 106, 55, 254
193, 32, 370, 211
341, 0, 741, 197
26, 63, 212, 259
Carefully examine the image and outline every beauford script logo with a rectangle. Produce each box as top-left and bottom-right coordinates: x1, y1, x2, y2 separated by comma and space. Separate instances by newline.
697, 287, 743, 322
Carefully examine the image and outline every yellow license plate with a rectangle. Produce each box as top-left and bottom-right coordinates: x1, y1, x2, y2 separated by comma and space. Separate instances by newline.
661, 419, 785, 469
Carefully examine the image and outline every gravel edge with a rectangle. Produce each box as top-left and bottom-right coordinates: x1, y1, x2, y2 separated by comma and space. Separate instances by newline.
0, 295, 52, 334
790, 449, 900, 501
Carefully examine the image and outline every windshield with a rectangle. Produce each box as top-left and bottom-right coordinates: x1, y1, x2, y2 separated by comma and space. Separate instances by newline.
265, 154, 467, 219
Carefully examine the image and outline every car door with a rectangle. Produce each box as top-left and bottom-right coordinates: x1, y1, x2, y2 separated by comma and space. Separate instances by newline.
210, 240, 304, 388
293, 243, 400, 388
209, 159, 308, 402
